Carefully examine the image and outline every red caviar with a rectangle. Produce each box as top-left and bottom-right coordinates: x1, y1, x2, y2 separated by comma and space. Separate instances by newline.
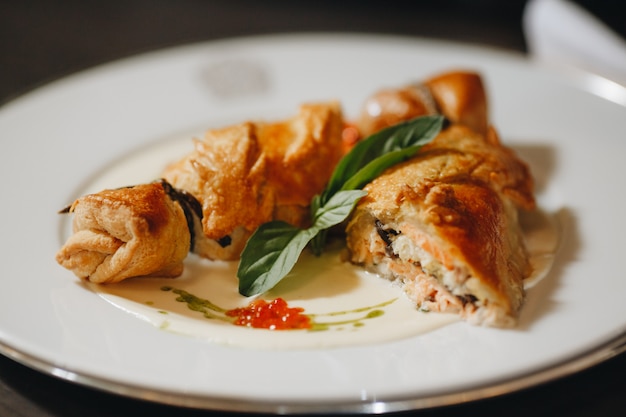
225, 298, 311, 330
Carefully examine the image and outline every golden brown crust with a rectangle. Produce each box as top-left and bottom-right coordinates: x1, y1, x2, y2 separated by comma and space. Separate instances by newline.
257, 102, 344, 208
424, 71, 488, 135
357, 125, 535, 212
346, 125, 534, 326
162, 122, 274, 242
419, 125, 535, 210
55, 182, 190, 284
357, 85, 437, 136
162, 101, 345, 260
357, 70, 489, 137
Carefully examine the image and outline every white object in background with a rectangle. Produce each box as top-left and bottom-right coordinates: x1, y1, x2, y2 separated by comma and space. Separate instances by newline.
524, 0, 626, 86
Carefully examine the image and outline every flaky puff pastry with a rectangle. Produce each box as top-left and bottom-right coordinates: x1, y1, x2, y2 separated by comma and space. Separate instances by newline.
56, 102, 344, 283
346, 125, 535, 327
162, 101, 344, 261
55, 182, 191, 284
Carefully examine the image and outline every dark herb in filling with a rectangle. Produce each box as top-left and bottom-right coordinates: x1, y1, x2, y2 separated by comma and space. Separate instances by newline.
159, 179, 203, 252
375, 219, 400, 257
217, 235, 232, 248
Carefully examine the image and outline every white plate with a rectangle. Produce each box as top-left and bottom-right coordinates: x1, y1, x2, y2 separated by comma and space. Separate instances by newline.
1, 34, 625, 413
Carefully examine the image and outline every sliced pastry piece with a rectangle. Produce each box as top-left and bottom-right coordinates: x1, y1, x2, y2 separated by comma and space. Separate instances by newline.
162, 101, 345, 261
55, 181, 193, 284
345, 125, 535, 327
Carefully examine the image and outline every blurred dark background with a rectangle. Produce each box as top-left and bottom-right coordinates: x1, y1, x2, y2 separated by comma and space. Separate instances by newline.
1, 1, 625, 417
1, 0, 624, 105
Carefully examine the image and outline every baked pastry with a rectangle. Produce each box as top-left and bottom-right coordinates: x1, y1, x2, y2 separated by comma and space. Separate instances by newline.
357, 70, 488, 136
56, 67, 535, 318
55, 181, 192, 284
57, 101, 345, 282
345, 124, 535, 327
346, 70, 536, 326
162, 101, 345, 260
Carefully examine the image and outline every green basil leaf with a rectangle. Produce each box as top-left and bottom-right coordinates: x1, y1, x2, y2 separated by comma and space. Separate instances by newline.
238, 190, 367, 296
237, 221, 317, 296
313, 189, 368, 228
310, 190, 367, 255
320, 115, 443, 205
339, 144, 422, 192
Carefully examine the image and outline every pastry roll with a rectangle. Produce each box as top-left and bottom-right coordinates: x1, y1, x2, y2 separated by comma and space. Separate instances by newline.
56, 102, 345, 283
345, 125, 535, 327
357, 70, 488, 137
163, 101, 345, 260
55, 181, 192, 284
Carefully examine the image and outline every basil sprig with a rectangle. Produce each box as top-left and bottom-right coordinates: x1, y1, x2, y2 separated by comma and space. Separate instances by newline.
237, 115, 444, 296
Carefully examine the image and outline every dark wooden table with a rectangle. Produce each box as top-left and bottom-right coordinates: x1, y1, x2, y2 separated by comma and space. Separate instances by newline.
1, 1, 625, 416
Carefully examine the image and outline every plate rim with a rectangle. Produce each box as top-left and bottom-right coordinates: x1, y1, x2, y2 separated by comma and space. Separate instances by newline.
1, 332, 624, 413
2, 32, 626, 413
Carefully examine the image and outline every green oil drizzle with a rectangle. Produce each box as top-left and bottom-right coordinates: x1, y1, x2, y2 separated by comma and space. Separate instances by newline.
307, 299, 395, 331
160, 286, 233, 323
159, 286, 395, 331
